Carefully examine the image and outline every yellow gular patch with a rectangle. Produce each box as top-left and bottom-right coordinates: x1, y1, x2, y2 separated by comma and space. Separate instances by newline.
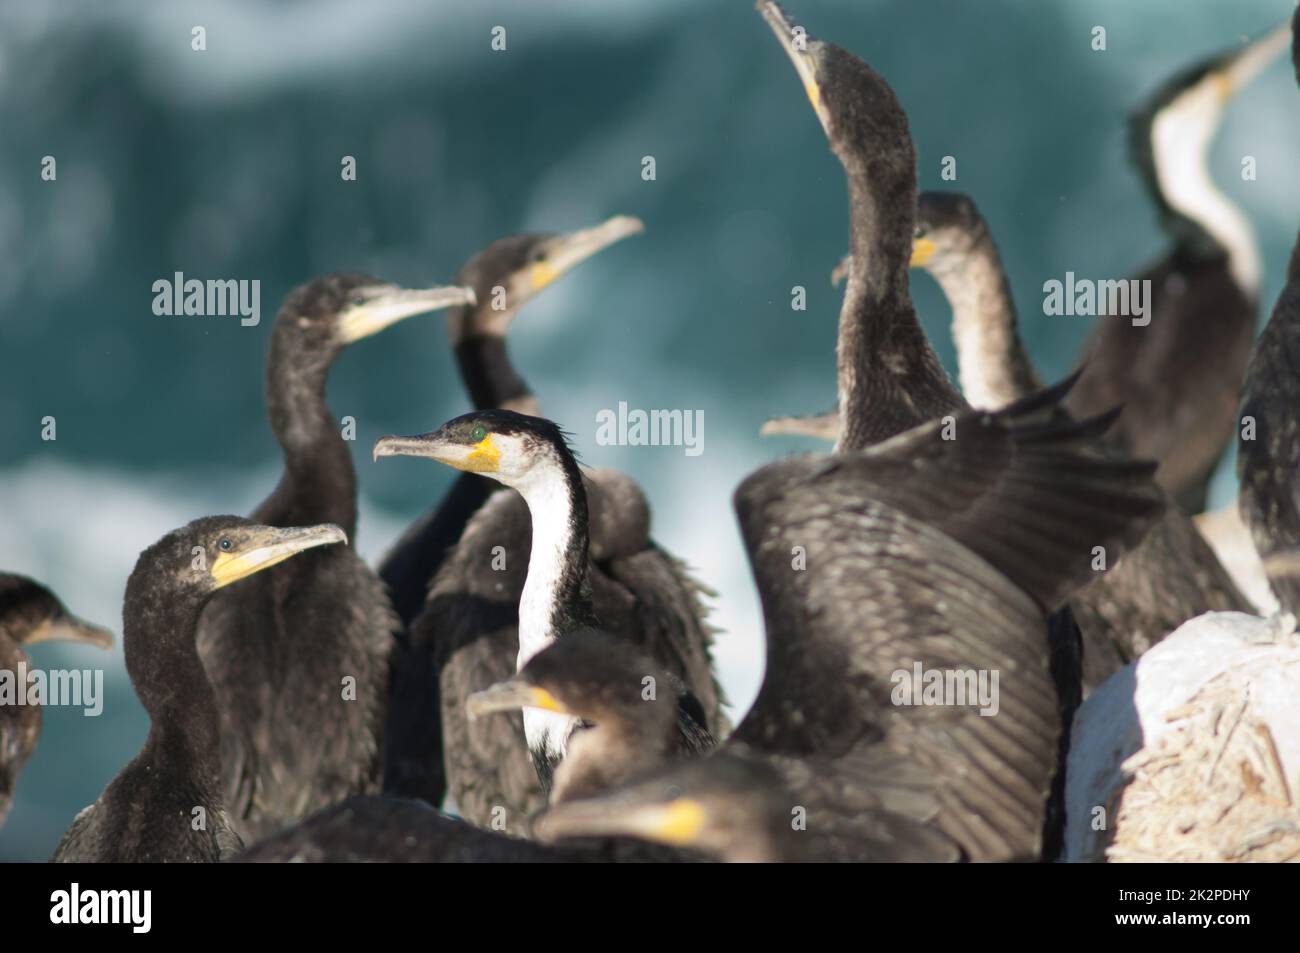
463, 434, 502, 473
910, 237, 937, 268
1212, 72, 1234, 103
652, 799, 707, 846
529, 261, 560, 292
529, 686, 568, 714
210, 548, 296, 589
804, 81, 822, 113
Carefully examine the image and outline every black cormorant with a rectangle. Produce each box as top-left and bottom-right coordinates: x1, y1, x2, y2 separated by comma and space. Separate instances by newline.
374, 411, 716, 828
0, 574, 112, 829
1237, 8, 1300, 617
378, 218, 645, 803
52, 518, 346, 862
534, 384, 1165, 862
466, 629, 696, 803
757, 1, 964, 454
196, 275, 475, 842
1066, 23, 1289, 513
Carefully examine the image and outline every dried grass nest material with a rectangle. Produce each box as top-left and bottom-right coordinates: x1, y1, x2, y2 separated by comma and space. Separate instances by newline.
1064, 611, 1300, 863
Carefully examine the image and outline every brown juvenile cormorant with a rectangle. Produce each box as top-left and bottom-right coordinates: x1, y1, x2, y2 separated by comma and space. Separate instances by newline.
1066, 23, 1289, 513
375, 411, 716, 825
534, 383, 1165, 862
378, 218, 646, 803
196, 275, 475, 842
0, 574, 112, 829
1237, 8, 1300, 617
466, 629, 696, 804
52, 518, 346, 862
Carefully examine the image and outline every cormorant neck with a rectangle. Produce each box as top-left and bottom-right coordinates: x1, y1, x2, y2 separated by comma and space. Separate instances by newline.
263, 334, 357, 537
123, 592, 223, 794
934, 239, 1043, 409
1288, 230, 1300, 284
514, 455, 595, 667
1150, 104, 1261, 295
835, 166, 964, 451
454, 333, 533, 410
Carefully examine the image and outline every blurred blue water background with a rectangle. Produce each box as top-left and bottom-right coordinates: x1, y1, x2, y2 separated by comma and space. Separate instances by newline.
1, 0, 1297, 860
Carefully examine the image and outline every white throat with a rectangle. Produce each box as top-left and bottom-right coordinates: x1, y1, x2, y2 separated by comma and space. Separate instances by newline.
509, 460, 582, 758
1150, 86, 1261, 296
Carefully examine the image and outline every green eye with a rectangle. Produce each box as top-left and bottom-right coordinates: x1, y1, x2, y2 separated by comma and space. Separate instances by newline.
914, 226, 927, 239
470, 425, 487, 442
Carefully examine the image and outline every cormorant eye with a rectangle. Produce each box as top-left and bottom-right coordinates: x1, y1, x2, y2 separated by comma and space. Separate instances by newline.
351, 295, 366, 308
218, 538, 233, 552
470, 425, 487, 442
914, 227, 927, 239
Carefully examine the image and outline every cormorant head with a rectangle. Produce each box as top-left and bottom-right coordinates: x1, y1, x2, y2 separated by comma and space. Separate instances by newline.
126, 516, 348, 607
0, 574, 113, 650
275, 273, 476, 367
447, 216, 644, 344
466, 630, 678, 736
1130, 21, 1289, 243
373, 409, 576, 492
533, 753, 802, 862
757, 1, 913, 174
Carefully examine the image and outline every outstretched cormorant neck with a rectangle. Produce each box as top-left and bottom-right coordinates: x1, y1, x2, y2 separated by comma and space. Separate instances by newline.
1130, 22, 1287, 295
262, 274, 476, 535
758, 2, 962, 451
913, 191, 1043, 408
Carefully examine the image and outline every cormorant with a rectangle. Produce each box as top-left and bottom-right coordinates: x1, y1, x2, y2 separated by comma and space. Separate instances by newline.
196, 275, 475, 842
757, 1, 964, 454
0, 574, 112, 829
52, 518, 346, 862
466, 629, 698, 803
374, 411, 716, 827
1066, 22, 1289, 513
1238, 6, 1300, 618
534, 384, 1165, 862
378, 217, 646, 803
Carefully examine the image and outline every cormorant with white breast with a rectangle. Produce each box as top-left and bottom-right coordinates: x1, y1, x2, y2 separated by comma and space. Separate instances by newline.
533, 384, 1165, 862
196, 275, 475, 842
375, 412, 716, 820
379, 218, 647, 803
53, 518, 346, 862
0, 574, 112, 829
1066, 22, 1289, 513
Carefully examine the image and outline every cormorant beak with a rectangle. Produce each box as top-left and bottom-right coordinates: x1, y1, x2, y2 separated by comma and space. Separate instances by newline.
830, 254, 851, 287
910, 237, 937, 268
24, 613, 114, 650
336, 285, 477, 344
534, 796, 707, 848
1212, 21, 1290, 102
757, 1, 832, 134
527, 215, 645, 293
466, 678, 569, 720
372, 430, 502, 475
210, 523, 348, 589
759, 412, 840, 442
1261, 547, 1300, 578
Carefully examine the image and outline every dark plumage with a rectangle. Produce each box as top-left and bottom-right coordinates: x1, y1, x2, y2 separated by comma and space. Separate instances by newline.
196, 274, 473, 842
0, 574, 111, 828
375, 410, 720, 830
536, 381, 1165, 862
1067, 24, 1288, 512
53, 518, 346, 862
1237, 10, 1300, 616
